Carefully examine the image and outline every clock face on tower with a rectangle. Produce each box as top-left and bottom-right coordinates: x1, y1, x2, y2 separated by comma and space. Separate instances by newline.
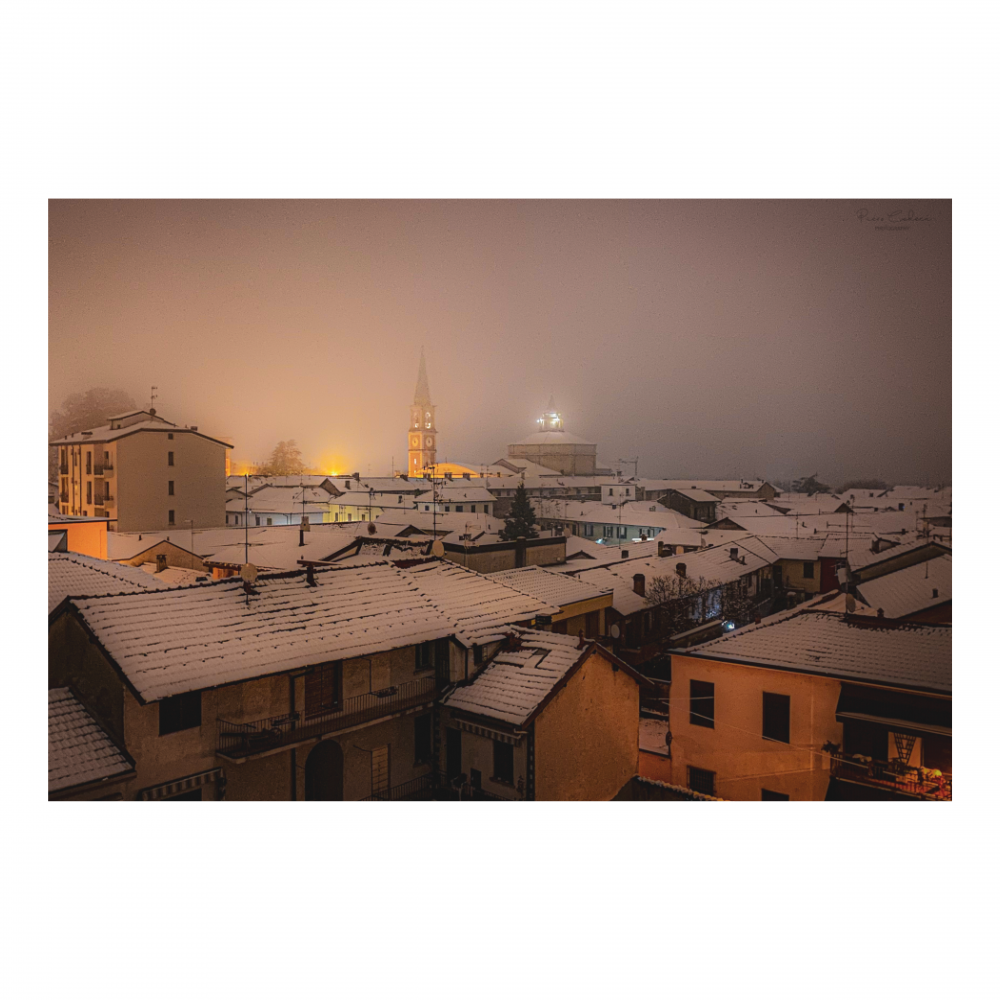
410, 435, 420, 449
425, 437, 433, 447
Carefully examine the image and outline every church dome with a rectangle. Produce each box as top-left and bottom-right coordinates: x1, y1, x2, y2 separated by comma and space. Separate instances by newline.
515, 430, 594, 446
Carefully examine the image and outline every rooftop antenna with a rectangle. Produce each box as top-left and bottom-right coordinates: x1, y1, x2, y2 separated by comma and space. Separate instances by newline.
150, 386, 159, 411
244, 473, 249, 564
618, 457, 638, 480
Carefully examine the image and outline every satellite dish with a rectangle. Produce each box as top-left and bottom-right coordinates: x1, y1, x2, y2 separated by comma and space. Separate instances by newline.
610, 624, 621, 639
431, 540, 445, 558
240, 563, 258, 585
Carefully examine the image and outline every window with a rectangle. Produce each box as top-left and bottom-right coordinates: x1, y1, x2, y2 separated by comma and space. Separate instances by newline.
159, 691, 202, 735
803, 562, 815, 579
255, 515, 261, 526
168, 510, 175, 525
456, 505, 463, 512
414, 714, 432, 764
168, 480, 174, 496
86, 453, 92, 474
416, 641, 435, 671
86, 482, 92, 504
762, 692, 790, 743
761, 789, 789, 801
168, 451, 174, 466
493, 740, 514, 784
168, 433, 174, 439
266, 517, 273, 526
690, 679, 714, 728
305, 661, 342, 716
688, 766, 715, 796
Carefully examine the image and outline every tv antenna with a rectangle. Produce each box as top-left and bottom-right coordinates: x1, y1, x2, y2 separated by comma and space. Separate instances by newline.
618, 457, 638, 479
150, 386, 159, 411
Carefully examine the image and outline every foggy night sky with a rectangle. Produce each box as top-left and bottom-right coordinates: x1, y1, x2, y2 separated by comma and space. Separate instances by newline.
48, 199, 951, 485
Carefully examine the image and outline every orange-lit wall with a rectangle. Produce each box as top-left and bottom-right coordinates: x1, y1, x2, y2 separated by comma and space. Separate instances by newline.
669, 652, 843, 801
49, 520, 108, 560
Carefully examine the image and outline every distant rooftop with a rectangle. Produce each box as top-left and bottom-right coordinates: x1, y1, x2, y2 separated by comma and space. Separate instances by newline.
679, 609, 951, 693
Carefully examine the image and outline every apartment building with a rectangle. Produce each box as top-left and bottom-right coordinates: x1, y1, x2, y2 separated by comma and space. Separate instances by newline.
51, 408, 231, 531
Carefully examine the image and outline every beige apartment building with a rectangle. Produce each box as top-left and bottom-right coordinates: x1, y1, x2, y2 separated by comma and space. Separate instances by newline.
51, 409, 231, 532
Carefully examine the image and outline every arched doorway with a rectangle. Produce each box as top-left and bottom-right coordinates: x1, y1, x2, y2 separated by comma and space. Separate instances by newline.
305, 740, 344, 800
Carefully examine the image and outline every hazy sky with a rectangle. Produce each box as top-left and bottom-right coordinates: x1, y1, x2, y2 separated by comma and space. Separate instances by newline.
49, 199, 951, 485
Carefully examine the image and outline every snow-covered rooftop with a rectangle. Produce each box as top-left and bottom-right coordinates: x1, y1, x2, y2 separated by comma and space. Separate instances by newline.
440, 629, 594, 725
66, 562, 458, 702
681, 609, 951, 693
572, 538, 773, 615
400, 561, 558, 646
415, 487, 496, 504
49, 552, 168, 613
856, 555, 952, 619
49, 688, 133, 794
487, 565, 612, 609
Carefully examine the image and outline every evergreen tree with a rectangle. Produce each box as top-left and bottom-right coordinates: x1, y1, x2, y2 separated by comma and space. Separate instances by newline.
499, 482, 539, 540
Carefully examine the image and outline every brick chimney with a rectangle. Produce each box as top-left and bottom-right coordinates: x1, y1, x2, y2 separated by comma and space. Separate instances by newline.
676, 562, 687, 578
633, 573, 646, 597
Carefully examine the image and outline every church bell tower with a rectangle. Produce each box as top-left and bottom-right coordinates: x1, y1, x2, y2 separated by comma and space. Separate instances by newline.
408, 348, 437, 476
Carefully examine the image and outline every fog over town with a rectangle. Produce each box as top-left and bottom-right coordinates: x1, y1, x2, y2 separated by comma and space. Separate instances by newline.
49, 199, 951, 486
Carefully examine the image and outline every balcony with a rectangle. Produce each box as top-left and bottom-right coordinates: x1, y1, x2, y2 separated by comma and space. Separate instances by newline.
361, 773, 437, 801
93, 464, 104, 476
830, 752, 951, 800
104, 462, 115, 475
217, 677, 438, 760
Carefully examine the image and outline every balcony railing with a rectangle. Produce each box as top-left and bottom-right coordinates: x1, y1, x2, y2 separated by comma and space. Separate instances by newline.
93, 464, 104, 476
104, 462, 115, 475
217, 677, 438, 759
830, 752, 951, 800
361, 773, 436, 801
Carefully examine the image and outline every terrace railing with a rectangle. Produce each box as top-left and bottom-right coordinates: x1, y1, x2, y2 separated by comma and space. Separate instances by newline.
360, 773, 436, 801
217, 677, 438, 759
830, 752, 951, 800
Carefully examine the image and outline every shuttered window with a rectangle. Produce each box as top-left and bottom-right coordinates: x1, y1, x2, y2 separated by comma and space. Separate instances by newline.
371, 745, 390, 796
414, 715, 432, 764
762, 692, 790, 743
305, 662, 342, 716
690, 680, 714, 728
159, 691, 202, 736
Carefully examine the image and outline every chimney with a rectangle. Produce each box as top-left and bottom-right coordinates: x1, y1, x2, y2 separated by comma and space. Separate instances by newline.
876, 607, 884, 617
632, 573, 646, 597
400, 474, 408, 481
353, 472, 360, 481
155, 553, 167, 573
932, 588, 939, 598
463, 473, 471, 480
577, 632, 587, 650
729, 547, 738, 560
306, 564, 317, 587
621, 548, 629, 558
445, 471, 453, 480
676, 562, 687, 578
754, 616, 761, 625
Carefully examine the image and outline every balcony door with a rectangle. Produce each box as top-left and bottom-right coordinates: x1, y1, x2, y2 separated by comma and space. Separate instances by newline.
304, 740, 344, 801
446, 728, 462, 780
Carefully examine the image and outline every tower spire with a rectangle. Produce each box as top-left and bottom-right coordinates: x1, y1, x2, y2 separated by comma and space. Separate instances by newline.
414, 347, 432, 406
